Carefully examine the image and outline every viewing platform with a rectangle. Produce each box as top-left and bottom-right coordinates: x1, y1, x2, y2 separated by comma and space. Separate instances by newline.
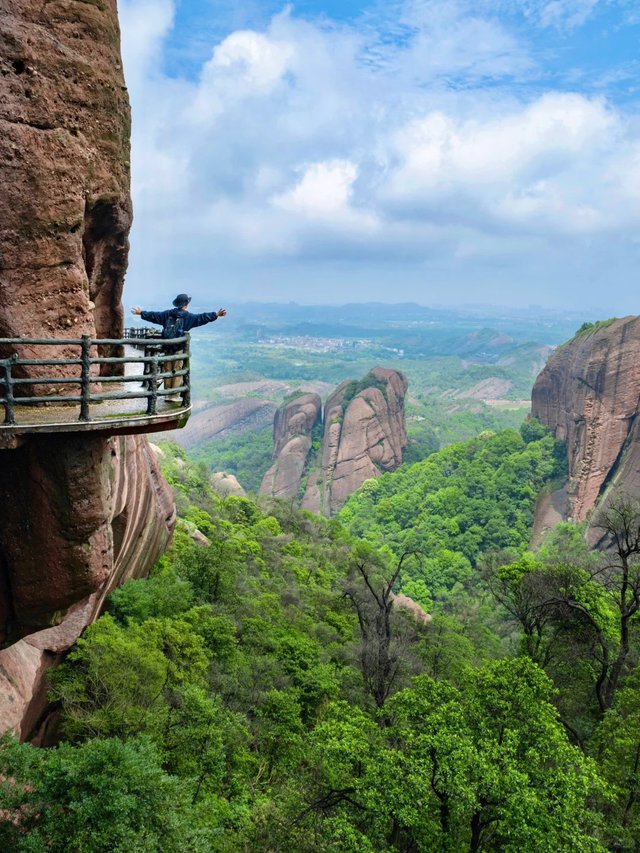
0, 329, 191, 448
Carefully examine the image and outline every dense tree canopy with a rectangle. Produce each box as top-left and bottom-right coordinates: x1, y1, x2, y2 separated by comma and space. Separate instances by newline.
0, 437, 635, 851
340, 425, 566, 603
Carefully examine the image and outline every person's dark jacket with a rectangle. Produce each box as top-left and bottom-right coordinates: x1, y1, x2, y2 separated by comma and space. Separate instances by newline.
140, 309, 218, 334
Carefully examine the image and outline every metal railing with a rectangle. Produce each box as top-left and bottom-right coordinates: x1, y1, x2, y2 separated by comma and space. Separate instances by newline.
0, 331, 191, 427
123, 326, 163, 342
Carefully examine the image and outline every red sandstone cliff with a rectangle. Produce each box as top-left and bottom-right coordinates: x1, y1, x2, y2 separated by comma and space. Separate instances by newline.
260, 393, 322, 500
532, 317, 640, 524
0, 435, 175, 739
0, 0, 131, 346
0, 2, 176, 737
261, 369, 408, 516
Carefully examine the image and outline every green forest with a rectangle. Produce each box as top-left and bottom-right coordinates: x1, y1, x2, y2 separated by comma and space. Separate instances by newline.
3, 432, 640, 851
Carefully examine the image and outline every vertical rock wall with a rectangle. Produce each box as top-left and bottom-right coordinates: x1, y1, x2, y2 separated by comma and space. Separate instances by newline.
260, 393, 322, 499
532, 316, 640, 522
304, 367, 408, 515
0, 0, 131, 343
0, 3, 178, 737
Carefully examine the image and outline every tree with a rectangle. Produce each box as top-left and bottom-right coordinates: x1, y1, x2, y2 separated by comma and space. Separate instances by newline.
49, 612, 210, 742
344, 545, 424, 708
591, 497, 640, 709
293, 661, 604, 852
487, 499, 640, 727
591, 671, 640, 850
366, 660, 604, 852
0, 735, 211, 852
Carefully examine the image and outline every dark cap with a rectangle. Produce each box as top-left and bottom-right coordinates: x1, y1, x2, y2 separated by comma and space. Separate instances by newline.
172, 293, 191, 307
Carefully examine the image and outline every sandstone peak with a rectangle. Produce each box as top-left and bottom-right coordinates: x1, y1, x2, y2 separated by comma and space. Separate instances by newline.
260, 393, 322, 500
532, 316, 640, 525
261, 369, 408, 515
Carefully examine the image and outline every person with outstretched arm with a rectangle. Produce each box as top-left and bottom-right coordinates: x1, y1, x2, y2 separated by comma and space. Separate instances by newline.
131, 293, 227, 401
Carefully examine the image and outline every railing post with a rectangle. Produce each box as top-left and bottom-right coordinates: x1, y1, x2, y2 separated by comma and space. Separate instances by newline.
182, 334, 191, 408
1, 355, 17, 426
147, 353, 158, 415
79, 335, 91, 422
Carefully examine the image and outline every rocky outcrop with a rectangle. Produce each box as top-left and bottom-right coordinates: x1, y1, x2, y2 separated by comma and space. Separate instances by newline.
390, 593, 432, 626
260, 393, 322, 500
306, 368, 408, 515
211, 472, 246, 497
0, 434, 175, 739
0, 0, 131, 350
261, 369, 408, 515
532, 317, 640, 523
0, 2, 177, 740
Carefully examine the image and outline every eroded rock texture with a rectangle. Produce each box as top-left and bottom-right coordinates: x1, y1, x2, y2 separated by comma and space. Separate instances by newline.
0, 435, 175, 739
261, 369, 408, 515
260, 393, 322, 499
0, 2, 177, 739
0, 0, 131, 368
532, 316, 640, 523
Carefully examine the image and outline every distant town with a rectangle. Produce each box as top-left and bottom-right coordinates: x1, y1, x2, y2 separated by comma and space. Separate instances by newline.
257, 335, 405, 357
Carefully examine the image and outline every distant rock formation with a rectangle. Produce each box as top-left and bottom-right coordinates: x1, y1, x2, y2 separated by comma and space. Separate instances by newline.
163, 399, 278, 449
260, 393, 322, 499
532, 317, 640, 525
260, 368, 408, 515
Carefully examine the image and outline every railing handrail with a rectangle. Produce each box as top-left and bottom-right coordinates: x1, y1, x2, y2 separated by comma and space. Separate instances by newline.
0, 334, 188, 347
0, 329, 191, 428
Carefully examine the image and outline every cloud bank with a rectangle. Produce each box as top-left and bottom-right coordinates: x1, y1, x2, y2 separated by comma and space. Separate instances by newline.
119, 0, 640, 310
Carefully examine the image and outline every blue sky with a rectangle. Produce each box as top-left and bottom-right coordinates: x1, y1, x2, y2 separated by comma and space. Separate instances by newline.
119, 0, 640, 312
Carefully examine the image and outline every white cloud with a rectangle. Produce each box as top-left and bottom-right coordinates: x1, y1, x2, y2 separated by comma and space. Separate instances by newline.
119, 0, 640, 308
192, 29, 296, 123
119, 0, 175, 89
382, 93, 628, 235
527, 0, 600, 29
274, 161, 357, 216
209, 30, 295, 91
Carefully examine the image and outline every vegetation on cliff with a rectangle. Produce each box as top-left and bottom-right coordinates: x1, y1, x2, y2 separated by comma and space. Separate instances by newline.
180, 429, 273, 494
340, 422, 567, 608
4, 435, 640, 850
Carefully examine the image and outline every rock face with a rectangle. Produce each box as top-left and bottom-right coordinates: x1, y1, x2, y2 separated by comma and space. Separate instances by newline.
0, 0, 131, 348
0, 3, 177, 739
0, 434, 175, 739
260, 393, 322, 499
532, 317, 640, 523
0, 434, 175, 646
261, 369, 408, 515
